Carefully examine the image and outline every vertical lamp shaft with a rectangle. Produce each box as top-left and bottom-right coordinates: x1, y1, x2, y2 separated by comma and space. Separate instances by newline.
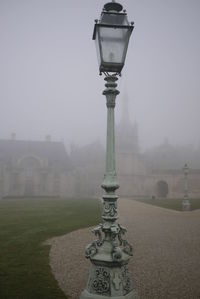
102, 76, 119, 193
183, 165, 190, 211
184, 172, 188, 199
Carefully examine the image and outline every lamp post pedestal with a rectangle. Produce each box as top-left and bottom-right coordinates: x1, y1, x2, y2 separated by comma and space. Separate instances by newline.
80, 250, 138, 299
80, 76, 138, 299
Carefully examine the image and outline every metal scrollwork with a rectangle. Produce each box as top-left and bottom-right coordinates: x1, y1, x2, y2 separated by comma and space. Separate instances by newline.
110, 224, 122, 261
112, 246, 122, 261
108, 224, 133, 260
103, 201, 117, 218
85, 225, 103, 258
85, 222, 133, 260
85, 241, 98, 258
118, 224, 133, 256
92, 267, 110, 294
92, 225, 103, 246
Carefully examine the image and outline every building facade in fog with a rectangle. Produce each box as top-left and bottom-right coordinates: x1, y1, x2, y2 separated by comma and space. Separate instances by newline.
70, 97, 200, 199
0, 136, 73, 198
114, 100, 200, 199
0, 106, 200, 199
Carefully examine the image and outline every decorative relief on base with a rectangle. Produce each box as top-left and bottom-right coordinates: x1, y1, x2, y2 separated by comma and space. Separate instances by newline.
103, 201, 117, 219
86, 264, 134, 297
122, 265, 133, 295
90, 267, 110, 296
112, 272, 122, 291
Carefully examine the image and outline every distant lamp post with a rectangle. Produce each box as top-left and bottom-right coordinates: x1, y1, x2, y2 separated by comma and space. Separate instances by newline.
182, 163, 190, 211
80, 2, 138, 299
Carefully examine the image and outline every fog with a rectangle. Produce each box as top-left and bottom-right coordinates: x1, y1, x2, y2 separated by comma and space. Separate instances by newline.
0, 0, 200, 151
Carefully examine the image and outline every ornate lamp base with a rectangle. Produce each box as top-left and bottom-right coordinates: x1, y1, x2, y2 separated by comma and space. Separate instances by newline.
80, 225, 139, 299
80, 262, 138, 299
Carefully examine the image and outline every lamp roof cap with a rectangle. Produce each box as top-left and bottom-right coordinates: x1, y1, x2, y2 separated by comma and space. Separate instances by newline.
104, 2, 123, 12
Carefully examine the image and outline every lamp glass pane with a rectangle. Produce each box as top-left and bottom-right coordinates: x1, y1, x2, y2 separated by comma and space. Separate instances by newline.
95, 29, 102, 68
99, 26, 129, 64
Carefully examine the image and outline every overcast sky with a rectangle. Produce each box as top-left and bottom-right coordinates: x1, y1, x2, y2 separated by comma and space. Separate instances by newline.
0, 0, 200, 150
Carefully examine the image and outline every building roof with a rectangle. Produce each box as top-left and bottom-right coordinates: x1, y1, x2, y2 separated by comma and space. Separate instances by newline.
0, 139, 71, 171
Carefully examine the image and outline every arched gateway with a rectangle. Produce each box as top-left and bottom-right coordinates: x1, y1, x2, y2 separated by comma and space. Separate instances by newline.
156, 180, 169, 198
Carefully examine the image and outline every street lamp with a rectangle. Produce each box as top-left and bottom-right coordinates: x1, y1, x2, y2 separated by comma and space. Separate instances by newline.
80, 2, 138, 299
182, 163, 190, 211
93, 1, 134, 75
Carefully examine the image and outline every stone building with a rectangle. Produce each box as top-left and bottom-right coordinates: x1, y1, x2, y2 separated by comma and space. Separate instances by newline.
66, 95, 200, 199
0, 136, 72, 198
114, 96, 200, 199
0, 101, 200, 199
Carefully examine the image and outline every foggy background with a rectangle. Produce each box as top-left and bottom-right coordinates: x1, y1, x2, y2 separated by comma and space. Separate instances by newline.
0, 0, 200, 151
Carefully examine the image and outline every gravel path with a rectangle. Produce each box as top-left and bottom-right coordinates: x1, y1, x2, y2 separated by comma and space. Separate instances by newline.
47, 199, 200, 299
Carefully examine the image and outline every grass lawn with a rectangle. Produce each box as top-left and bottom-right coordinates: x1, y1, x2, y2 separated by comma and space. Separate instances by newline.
134, 197, 200, 211
0, 197, 101, 299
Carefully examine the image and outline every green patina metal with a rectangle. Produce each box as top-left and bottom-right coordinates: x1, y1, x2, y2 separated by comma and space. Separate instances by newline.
102, 76, 119, 193
80, 1, 138, 297
80, 76, 138, 299
182, 163, 190, 211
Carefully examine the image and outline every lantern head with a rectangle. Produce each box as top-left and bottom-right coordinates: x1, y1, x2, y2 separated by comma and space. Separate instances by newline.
93, 2, 134, 75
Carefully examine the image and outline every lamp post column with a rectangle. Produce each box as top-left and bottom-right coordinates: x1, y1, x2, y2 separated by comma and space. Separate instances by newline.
80, 75, 138, 299
182, 163, 190, 211
101, 75, 119, 211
